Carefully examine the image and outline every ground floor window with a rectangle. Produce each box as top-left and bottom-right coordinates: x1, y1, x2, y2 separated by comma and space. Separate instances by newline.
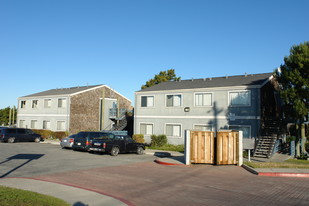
140, 123, 153, 135
57, 121, 66, 131
19, 120, 26, 128
31, 120, 37, 129
166, 124, 181, 137
43, 120, 51, 130
193, 124, 212, 131
229, 125, 251, 138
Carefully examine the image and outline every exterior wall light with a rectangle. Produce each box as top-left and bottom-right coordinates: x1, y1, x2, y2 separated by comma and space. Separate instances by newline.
184, 107, 190, 112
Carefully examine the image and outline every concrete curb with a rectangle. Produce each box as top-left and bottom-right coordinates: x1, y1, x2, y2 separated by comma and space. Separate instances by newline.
242, 164, 309, 178
154, 158, 185, 166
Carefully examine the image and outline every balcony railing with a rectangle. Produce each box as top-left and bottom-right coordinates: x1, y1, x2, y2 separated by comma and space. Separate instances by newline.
109, 108, 127, 120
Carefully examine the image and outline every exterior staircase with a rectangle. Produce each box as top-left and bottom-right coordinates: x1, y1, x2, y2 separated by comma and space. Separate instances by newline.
261, 119, 281, 136
111, 118, 127, 131
253, 136, 277, 158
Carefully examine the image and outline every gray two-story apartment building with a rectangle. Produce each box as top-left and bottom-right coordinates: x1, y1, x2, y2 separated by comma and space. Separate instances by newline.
17, 85, 132, 134
134, 72, 280, 145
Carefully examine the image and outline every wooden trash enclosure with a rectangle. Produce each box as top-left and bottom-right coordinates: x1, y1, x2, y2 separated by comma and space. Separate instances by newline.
186, 130, 242, 165
190, 131, 214, 164
216, 130, 239, 165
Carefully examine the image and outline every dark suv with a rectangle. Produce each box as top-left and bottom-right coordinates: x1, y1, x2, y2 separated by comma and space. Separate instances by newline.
72, 131, 115, 151
0, 128, 42, 143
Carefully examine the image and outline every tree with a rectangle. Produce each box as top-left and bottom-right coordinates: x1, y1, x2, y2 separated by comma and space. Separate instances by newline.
275, 42, 309, 122
0, 106, 17, 126
141, 69, 181, 89
275, 42, 309, 156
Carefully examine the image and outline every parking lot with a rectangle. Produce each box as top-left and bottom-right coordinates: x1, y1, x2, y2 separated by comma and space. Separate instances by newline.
1, 142, 309, 206
0, 142, 156, 178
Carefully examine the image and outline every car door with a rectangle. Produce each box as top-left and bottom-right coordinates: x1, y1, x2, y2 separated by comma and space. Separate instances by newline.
124, 136, 136, 152
114, 135, 126, 152
16, 129, 26, 141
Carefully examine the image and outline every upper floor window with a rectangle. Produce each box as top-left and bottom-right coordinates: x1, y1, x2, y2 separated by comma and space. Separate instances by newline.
44, 99, 51, 108
141, 96, 154, 107
20, 101, 26, 109
195, 93, 212, 106
229, 125, 251, 138
32, 100, 38, 108
229, 91, 250, 106
166, 94, 182, 107
58, 98, 67, 108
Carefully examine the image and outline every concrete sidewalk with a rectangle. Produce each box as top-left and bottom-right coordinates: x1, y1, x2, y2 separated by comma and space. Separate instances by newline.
152, 151, 309, 177
0, 178, 131, 206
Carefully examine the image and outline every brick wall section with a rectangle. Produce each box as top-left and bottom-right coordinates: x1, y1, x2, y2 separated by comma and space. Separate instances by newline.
69, 86, 131, 134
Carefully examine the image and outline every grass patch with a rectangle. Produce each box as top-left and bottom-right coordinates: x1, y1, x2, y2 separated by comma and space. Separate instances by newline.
244, 159, 309, 169
0, 186, 70, 206
146, 144, 184, 152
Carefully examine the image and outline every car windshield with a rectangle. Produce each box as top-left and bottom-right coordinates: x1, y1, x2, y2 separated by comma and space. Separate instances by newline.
91, 133, 114, 140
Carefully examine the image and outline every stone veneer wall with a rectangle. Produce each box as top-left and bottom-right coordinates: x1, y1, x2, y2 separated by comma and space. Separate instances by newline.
69, 86, 131, 134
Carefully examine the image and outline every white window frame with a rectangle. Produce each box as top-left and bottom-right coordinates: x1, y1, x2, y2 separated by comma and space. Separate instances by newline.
139, 122, 154, 136
44, 99, 52, 108
141, 96, 155, 108
58, 98, 67, 108
20, 100, 26, 109
43, 120, 51, 130
228, 125, 251, 138
193, 124, 213, 131
165, 123, 182, 138
194, 92, 213, 107
32, 100, 38, 109
228, 90, 251, 107
19, 120, 26, 128
56, 121, 66, 131
30, 120, 38, 129
165, 94, 182, 107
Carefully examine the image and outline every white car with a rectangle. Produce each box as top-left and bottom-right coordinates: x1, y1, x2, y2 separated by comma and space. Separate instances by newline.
60, 134, 76, 149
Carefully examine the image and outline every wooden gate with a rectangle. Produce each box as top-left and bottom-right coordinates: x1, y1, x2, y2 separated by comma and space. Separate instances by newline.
190, 131, 214, 164
216, 130, 239, 165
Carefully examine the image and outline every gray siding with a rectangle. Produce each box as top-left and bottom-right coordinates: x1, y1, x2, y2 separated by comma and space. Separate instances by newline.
134, 86, 261, 145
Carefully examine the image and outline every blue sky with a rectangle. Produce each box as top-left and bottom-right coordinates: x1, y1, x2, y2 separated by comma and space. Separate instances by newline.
1, 0, 308, 109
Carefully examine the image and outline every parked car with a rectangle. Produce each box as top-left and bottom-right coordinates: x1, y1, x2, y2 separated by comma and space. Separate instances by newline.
60, 134, 76, 149
0, 128, 42, 143
72, 131, 114, 151
89, 135, 145, 156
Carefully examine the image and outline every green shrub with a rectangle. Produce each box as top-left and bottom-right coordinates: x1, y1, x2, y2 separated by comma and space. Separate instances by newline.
32, 129, 53, 139
286, 136, 296, 142
151, 134, 167, 147
53, 132, 68, 140
132, 134, 145, 143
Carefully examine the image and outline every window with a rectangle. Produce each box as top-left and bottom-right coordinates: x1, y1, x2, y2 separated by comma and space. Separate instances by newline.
229, 91, 250, 106
195, 93, 212, 106
31, 120, 38, 129
19, 120, 26, 128
166, 94, 182, 107
44, 99, 51, 108
140, 123, 153, 135
229, 125, 251, 138
58, 98, 67, 108
32, 100, 38, 108
166, 124, 181, 137
20, 101, 26, 109
43, 121, 51, 130
141, 96, 154, 107
193, 125, 212, 131
57, 121, 66, 130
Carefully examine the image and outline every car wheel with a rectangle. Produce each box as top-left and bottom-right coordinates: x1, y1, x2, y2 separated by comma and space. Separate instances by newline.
34, 137, 40, 143
136, 146, 144, 155
110, 147, 119, 156
7, 137, 15, 143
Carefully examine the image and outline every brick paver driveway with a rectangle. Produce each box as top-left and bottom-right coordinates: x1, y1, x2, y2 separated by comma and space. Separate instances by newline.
34, 162, 309, 206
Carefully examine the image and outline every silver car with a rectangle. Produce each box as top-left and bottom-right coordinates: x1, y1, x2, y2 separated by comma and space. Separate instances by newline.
60, 134, 76, 149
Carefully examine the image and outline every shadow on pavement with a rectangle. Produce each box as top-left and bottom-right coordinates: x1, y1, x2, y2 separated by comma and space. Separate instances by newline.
0, 154, 44, 178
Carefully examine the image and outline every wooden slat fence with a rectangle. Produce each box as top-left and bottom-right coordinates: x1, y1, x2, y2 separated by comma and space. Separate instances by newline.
190, 131, 214, 164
